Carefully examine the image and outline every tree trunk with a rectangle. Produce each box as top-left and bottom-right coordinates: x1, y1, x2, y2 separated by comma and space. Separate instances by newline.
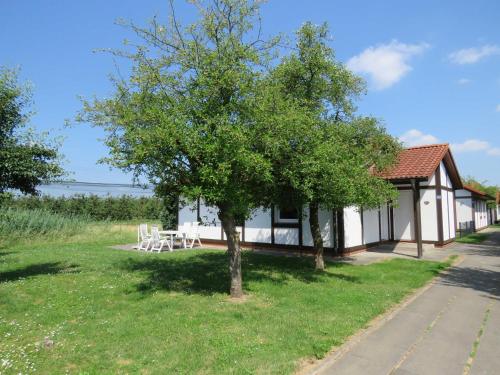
309, 201, 325, 271
219, 209, 244, 298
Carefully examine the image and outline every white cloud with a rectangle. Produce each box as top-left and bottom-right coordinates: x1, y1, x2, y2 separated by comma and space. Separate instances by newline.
496, 104, 500, 112
451, 139, 490, 153
347, 40, 429, 90
399, 130, 500, 157
487, 148, 500, 156
399, 129, 439, 147
448, 45, 500, 64
457, 78, 472, 85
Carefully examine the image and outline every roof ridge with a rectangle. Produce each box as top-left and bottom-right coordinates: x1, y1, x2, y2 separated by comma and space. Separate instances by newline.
463, 184, 487, 195
405, 143, 449, 150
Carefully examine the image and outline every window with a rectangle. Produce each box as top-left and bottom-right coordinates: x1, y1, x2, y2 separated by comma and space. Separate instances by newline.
275, 205, 299, 223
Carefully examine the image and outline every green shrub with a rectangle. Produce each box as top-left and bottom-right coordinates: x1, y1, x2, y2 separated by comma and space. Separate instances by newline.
3, 194, 168, 222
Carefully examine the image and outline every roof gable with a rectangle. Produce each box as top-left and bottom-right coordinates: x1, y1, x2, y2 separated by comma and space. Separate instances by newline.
379, 144, 462, 188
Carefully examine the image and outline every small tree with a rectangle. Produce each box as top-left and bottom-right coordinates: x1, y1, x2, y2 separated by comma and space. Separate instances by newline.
262, 23, 401, 270
462, 176, 499, 208
79, 0, 280, 298
0, 67, 64, 202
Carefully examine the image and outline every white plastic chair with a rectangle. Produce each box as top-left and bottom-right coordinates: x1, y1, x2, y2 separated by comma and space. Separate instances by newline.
137, 224, 151, 251
150, 226, 173, 252
186, 222, 202, 248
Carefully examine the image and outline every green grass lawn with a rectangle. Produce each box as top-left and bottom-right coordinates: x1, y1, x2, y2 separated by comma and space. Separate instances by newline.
456, 232, 490, 244
0, 225, 451, 374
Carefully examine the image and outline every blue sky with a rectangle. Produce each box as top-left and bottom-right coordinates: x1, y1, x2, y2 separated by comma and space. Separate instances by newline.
1, 0, 500, 184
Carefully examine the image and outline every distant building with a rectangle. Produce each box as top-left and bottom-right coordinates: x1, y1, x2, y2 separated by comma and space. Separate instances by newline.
456, 185, 495, 231
179, 143, 463, 255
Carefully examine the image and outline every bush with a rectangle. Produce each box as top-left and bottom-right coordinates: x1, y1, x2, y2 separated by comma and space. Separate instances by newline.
3, 194, 168, 222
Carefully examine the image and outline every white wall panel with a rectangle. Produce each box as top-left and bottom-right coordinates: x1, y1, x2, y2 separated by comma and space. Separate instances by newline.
420, 189, 438, 241
178, 200, 198, 226
198, 200, 223, 240
302, 208, 334, 247
245, 208, 272, 243
447, 191, 456, 238
380, 205, 389, 241
362, 208, 380, 244
344, 206, 363, 248
394, 190, 414, 241
274, 228, 299, 245
441, 191, 450, 241
456, 198, 473, 224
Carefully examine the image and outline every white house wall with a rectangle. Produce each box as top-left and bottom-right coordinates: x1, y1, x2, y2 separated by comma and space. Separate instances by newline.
420, 189, 438, 241
475, 200, 488, 229
456, 197, 473, 226
440, 162, 453, 189
273, 228, 299, 245
301, 208, 333, 247
380, 206, 389, 241
244, 208, 272, 243
198, 201, 223, 240
438, 163, 456, 241
344, 206, 363, 248
455, 189, 473, 231
179, 200, 198, 225
447, 190, 456, 238
421, 171, 436, 186
393, 190, 414, 241
362, 208, 380, 244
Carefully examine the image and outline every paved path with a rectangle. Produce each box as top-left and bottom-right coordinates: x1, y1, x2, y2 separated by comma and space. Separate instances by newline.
310, 228, 500, 375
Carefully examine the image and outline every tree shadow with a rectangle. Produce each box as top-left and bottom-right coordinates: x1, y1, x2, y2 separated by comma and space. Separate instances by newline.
438, 265, 500, 299
120, 251, 358, 296
0, 262, 79, 283
454, 232, 500, 258
456, 243, 500, 258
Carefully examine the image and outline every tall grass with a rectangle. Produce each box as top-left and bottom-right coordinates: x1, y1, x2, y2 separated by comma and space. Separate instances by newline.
0, 208, 88, 243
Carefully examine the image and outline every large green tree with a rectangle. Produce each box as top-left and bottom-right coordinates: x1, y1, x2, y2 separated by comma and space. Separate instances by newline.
261, 23, 401, 269
79, 0, 279, 298
0, 67, 64, 200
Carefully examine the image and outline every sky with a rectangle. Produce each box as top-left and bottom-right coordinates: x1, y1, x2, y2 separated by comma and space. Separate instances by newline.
1, 0, 500, 185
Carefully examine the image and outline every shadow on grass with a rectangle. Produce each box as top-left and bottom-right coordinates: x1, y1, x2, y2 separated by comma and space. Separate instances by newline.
121, 251, 358, 295
0, 262, 79, 283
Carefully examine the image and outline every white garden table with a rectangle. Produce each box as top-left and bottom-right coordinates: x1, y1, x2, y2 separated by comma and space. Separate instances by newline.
159, 230, 187, 249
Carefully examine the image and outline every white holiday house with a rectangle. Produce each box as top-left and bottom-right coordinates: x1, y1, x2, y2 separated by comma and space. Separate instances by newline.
178, 144, 462, 254
455, 185, 494, 232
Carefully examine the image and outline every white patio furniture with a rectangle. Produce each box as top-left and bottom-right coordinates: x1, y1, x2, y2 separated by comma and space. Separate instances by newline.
150, 226, 173, 252
137, 223, 152, 251
159, 229, 186, 249
185, 221, 202, 248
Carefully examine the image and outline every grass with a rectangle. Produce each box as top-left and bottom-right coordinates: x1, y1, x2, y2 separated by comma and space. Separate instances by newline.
0, 224, 451, 374
456, 232, 490, 244
0, 208, 89, 246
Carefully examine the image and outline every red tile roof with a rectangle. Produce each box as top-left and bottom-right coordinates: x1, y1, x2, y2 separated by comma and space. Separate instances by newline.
379, 144, 450, 181
464, 185, 495, 200
463, 185, 487, 197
